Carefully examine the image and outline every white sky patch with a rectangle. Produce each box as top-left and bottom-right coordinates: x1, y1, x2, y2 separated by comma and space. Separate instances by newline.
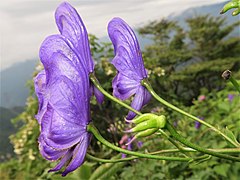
0, 0, 226, 70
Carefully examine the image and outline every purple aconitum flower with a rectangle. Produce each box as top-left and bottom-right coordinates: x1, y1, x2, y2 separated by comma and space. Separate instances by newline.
34, 2, 102, 176
195, 117, 204, 129
228, 94, 234, 102
108, 18, 151, 120
137, 141, 143, 148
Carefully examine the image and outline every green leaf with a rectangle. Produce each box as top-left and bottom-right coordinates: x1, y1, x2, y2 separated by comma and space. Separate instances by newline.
225, 127, 240, 146
213, 164, 231, 177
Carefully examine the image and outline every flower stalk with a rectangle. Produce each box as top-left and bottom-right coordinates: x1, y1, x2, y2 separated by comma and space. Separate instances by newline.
165, 122, 240, 162
87, 122, 194, 162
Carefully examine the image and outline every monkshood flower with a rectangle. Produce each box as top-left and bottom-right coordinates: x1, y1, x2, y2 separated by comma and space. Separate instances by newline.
228, 94, 234, 102
195, 117, 204, 129
108, 17, 151, 120
34, 2, 98, 176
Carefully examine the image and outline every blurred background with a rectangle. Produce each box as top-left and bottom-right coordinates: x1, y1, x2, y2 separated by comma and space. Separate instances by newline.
0, 0, 239, 179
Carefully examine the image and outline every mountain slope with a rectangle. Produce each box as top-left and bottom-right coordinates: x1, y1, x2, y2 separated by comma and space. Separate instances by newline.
0, 60, 37, 108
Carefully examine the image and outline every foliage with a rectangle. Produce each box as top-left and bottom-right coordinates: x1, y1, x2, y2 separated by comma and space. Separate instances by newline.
139, 15, 240, 104
0, 106, 24, 161
117, 82, 240, 179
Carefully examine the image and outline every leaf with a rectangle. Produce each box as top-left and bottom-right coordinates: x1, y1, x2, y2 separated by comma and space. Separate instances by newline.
225, 127, 240, 146
217, 102, 230, 112
213, 164, 231, 177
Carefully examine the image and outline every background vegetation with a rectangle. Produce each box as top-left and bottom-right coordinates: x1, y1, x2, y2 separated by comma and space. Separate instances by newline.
0, 14, 239, 179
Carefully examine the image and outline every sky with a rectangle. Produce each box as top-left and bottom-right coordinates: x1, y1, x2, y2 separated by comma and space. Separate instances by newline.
0, 0, 226, 70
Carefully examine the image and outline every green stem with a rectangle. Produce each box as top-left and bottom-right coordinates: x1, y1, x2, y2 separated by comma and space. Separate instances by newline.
90, 73, 141, 116
151, 148, 240, 155
142, 79, 239, 148
166, 122, 240, 162
229, 76, 240, 93
86, 153, 137, 163
158, 129, 189, 157
87, 123, 192, 162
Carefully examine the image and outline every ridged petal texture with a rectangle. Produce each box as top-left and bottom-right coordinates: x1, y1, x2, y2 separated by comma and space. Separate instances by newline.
108, 18, 151, 120
55, 2, 104, 103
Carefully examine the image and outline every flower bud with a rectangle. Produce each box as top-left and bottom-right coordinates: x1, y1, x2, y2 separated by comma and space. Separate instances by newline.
126, 115, 166, 133
135, 128, 158, 138
125, 128, 158, 145
126, 113, 159, 124
220, 1, 239, 14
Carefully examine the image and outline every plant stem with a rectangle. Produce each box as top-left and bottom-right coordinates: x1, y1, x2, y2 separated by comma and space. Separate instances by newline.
158, 129, 189, 157
151, 148, 240, 155
90, 73, 141, 116
86, 153, 137, 163
87, 123, 193, 162
229, 76, 240, 93
142, 79, 239, 148
165, 122, 240, 162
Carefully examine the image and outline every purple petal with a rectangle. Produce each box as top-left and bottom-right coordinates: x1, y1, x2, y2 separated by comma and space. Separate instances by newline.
126, 87, 150, 120
47, 76, 89, 125
40, 96, 87, 150
127, 138, 133, 150
108, 17, 147, 80
34, 70, 48, 124
55, 2, 94, 72
34, 70, 46, 109
228, 94, 234, 102
39, 34, 88, 80
49, 149, 73, 173
38, 134, 67, 161
93, 84, 104, 104
39, 36, 91, 124
112, 73, 139, 100
62, 133, 91, 176
142, 88, 151, 105
121, 153, 127, 159
137, 141, 143, 148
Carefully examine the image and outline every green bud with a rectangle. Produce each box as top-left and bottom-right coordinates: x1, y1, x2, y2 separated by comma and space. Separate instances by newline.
135, 128, 158, 138
127, 113, 159, 124
220, 1, 239, 14
125, 128, 159, 145
232, 8, 240, 15
130, 115, 166, 133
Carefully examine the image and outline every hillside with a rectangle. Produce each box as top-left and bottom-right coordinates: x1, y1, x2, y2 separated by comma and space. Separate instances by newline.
0, 60, 37, 108
0, 106, 24, 161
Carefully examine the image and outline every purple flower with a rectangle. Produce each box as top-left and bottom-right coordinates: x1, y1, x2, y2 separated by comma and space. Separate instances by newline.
34, 2, 101, 176
120, 136, 133, 158
137, 141, 143, 148
108, 17, 151, 120
228, 94, 234, 102
195, 117, 204, 129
